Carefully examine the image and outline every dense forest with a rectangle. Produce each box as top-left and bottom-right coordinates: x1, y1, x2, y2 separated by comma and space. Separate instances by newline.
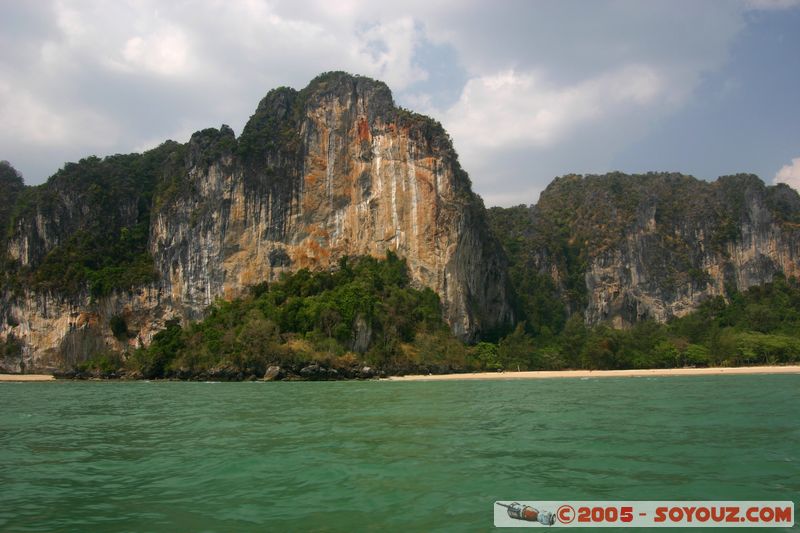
67, 253, 800, 380
67, 253, 466, 380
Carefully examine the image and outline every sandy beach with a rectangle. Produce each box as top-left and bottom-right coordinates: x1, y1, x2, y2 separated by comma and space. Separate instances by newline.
384, 365, 800, 381
2, 366, 800, 382
0, 374, 56, 382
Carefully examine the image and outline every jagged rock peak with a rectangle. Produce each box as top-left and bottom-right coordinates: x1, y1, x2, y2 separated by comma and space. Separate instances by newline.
242, 72, 393, 129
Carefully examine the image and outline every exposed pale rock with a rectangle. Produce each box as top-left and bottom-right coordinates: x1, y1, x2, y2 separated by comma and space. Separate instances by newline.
149, 73, 512, 339
515, 173, 800, 328
1, 73, 513, 371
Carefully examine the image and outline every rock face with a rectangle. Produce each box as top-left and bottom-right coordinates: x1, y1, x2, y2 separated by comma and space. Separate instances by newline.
0, 72, 513, 372
489, 172, 800, 329
151, 74, 511, 338
6, 74, 798, 374
0, 287, 171, 373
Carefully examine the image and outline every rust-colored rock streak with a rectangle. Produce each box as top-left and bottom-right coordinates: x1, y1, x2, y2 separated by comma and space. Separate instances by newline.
1, 74, 513, 371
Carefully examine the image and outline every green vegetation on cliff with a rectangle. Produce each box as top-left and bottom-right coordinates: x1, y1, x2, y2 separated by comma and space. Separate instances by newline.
488, 172, 800, 336
449, 274, 800, 372
481, 172, 800, 374
486, 204, 576, 337
123, 253, 470, 379
535, 274, 800, 370
2, 142, 183, 296
5, 77, 800, 378
68, 259, 800, 380
0, 162, 25, 247
53, 167, 800, 380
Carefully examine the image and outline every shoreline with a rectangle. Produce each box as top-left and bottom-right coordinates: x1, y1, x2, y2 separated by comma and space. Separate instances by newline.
0, 374, 56, 382
3, 365, 800, 383
383, 365, 800, 381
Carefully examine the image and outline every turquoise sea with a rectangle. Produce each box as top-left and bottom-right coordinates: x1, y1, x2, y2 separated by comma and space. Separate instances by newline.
1, 375, 798, 532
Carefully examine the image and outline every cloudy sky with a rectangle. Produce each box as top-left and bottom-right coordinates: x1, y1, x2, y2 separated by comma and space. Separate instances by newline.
1, 0, 799, 206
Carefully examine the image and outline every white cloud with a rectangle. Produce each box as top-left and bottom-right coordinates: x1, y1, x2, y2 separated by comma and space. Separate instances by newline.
54, 1, 86, 42
120, 27, 192, 76
430, 63, 681, 203
354, 17, 427, 90
51, 2, 197, 77
442, 65, 667, 153
774, 158, 800, 190
0, 0, 785, 204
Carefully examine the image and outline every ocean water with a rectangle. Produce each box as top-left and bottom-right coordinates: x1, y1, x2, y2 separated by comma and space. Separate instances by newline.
0, 375, 798, 532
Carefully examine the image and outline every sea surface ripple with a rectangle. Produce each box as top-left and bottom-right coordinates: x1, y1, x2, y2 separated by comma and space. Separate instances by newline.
1, 375, 798, 532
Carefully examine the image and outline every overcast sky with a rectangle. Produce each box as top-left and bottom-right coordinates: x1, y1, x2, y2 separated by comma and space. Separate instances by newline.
1, 0, 799, 206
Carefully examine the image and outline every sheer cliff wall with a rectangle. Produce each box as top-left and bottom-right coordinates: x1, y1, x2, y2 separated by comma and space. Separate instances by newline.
0, 73, 513, 371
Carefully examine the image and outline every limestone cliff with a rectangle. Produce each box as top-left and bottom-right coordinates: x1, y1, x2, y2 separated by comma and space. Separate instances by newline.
0, 72, 513, 372
488, 172, 800, 329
